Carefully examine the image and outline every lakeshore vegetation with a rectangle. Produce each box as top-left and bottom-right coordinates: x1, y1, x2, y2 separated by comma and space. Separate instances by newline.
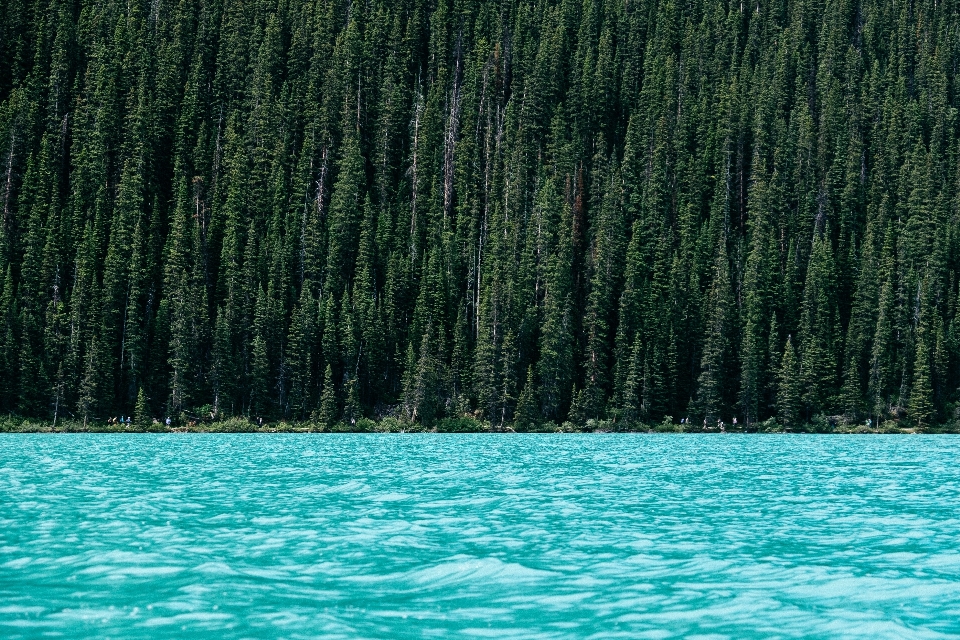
2, 0, 960, 432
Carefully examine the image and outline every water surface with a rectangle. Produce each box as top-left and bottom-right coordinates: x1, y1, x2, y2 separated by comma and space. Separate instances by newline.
1, 434, 958, 638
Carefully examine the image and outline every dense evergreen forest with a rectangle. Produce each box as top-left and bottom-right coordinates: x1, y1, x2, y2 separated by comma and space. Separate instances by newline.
2, 0, 960, 430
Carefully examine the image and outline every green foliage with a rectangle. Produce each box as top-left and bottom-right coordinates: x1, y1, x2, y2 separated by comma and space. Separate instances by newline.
207, 418, 258, 433
514, 366, 538, 431
1, 0, 959, 431
133, 388, 150, 428
778, 336, 802, 430
435, 417, 488, 433
318, 365, 337, 429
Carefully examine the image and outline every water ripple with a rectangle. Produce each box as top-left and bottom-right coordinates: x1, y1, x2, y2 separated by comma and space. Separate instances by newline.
0, 434, 958, 638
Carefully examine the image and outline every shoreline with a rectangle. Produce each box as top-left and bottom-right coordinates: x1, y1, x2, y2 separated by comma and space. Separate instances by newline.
0, 419, 954, 434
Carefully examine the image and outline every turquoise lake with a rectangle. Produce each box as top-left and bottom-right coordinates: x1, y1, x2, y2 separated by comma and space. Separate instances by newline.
1, 434, 958, 639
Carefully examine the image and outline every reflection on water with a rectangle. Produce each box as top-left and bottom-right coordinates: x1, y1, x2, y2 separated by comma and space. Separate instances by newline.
1, 434, 958, 639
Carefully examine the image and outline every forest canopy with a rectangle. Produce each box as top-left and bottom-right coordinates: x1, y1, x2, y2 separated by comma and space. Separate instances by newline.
1, 0, 959, 429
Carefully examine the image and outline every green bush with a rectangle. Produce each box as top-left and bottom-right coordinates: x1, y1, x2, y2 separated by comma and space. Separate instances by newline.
374, 417, 405, 432
435, 416, 488, 432
208, 417, 257, 432
654, 421, 680, 433
514, 420, 560, 433
758, 417, 780, 433
355, 417, 377, 432
878, 420, 903, 434
585, 418, 617, 432
809, 414, 833, 433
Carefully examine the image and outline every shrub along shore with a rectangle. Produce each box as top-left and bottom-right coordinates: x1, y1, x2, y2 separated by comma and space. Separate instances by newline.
1, 416, 952, 435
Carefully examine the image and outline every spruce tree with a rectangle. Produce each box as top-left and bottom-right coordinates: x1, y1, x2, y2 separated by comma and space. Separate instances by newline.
1, 0, 959, 432
778, 336, 801, 430
134, 388, 150, 428
909, 332, 934, 431
799, 232, 839, 417
318, 364, 338, 428
694, 238, 733, 423
514, 366, 538, 431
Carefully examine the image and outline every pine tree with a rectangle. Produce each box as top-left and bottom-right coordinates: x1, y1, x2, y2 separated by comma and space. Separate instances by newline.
165, 177, 205, 414
514, 366, 538, 431
537, 177, 574, 423
778, 336, 801, 430
250, 334, 270, 418
404, 323, 442, 426
0, 267, 19, 412
798, 232, 838, 417
580, 154, 625, 419
318, 364, 338, 428
1, 0, 960, 432
909, 332, 934, 431
325, 132, 366, 299
695, 238, 733, 423
286, 286, 316, 420
868, 222, 898, 421
134, 387, 150, 428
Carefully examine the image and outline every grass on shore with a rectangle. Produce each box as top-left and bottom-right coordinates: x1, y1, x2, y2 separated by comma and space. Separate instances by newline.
0, 414, 956, 434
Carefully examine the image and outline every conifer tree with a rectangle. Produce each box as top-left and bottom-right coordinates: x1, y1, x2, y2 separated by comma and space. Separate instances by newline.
514, 366, 538, 430
778, 336, 801, 429
695, 239, 733, 423
1, 0, 960, 431
910, 332, 934, 431
799, 232, 839, 417
318, 364, 338, 428
286, 286, 316, 420
134, 388, 150, 428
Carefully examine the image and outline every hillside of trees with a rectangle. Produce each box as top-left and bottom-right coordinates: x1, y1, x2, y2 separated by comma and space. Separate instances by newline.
1, 0, 959, 429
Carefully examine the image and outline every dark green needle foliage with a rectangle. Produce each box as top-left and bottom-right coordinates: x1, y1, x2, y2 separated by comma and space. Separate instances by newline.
2, 0, 960, 430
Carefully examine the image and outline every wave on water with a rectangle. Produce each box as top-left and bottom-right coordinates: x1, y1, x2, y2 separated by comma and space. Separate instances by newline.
0, 434, 959, 639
